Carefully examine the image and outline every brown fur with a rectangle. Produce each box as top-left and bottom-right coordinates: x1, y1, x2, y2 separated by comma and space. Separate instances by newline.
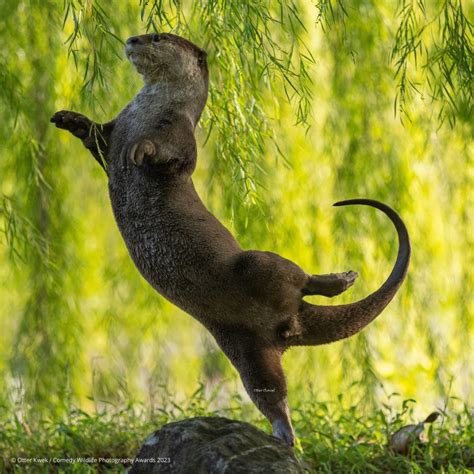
51, 33, 410, 446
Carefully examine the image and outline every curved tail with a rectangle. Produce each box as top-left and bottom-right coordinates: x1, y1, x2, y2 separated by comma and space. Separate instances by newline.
294, 199, 411, 346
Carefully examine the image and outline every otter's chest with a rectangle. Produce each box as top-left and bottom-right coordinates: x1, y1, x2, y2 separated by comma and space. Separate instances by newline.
109, 93, 163, 157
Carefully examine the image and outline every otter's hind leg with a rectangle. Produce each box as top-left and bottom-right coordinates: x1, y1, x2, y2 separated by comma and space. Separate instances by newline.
214, 330, 295, 445
302, 271, 358, 297
239, 344, 295, 445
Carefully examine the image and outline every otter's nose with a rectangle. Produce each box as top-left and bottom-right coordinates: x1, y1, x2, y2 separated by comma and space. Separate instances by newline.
126, 36, 142, 45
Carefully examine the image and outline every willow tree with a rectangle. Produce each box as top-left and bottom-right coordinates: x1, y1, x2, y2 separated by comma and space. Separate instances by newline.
0, 0, 472, 421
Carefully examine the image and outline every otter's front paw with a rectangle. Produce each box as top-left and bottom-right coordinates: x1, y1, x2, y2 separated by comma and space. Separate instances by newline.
122, 139, 157, 168
50, 110, 92, 139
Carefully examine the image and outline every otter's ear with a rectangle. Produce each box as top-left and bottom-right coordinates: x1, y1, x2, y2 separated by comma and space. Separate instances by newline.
197, 50, 207, 66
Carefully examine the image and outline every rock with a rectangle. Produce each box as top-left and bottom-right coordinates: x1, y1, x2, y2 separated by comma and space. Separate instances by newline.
129, 416, 303, 473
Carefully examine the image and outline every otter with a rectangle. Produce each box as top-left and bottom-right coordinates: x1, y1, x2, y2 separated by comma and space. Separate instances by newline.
51, 33, 410, 446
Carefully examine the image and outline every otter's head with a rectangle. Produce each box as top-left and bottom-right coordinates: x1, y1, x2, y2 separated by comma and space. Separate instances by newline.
125, 33, 208, 88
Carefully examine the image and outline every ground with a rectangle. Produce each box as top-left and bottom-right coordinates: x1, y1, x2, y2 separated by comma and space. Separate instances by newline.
1, 393, 472, 473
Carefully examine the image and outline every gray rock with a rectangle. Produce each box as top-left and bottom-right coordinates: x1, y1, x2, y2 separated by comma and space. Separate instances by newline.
129, 416, 303, 473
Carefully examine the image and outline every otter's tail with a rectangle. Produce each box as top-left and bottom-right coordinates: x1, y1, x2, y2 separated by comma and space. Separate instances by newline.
293, 199, 410, 346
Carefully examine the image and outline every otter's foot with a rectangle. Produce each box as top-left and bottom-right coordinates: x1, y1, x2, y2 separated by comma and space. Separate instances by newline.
303, 271, 358, 297
272, 417, 296, 446
50, 110, 92, 139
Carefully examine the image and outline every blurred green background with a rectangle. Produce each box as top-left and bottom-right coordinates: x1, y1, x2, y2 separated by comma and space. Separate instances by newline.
0, 0, 472, 425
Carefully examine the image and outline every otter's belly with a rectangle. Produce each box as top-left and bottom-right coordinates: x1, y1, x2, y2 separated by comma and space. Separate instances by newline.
107, 176, 235, 320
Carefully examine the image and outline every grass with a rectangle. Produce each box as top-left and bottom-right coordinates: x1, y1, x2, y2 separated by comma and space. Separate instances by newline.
293, 398, 473, 473
0, 392, 472, 473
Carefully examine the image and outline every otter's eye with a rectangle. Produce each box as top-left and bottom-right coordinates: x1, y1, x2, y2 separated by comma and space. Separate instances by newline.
151, 34, 160, 42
